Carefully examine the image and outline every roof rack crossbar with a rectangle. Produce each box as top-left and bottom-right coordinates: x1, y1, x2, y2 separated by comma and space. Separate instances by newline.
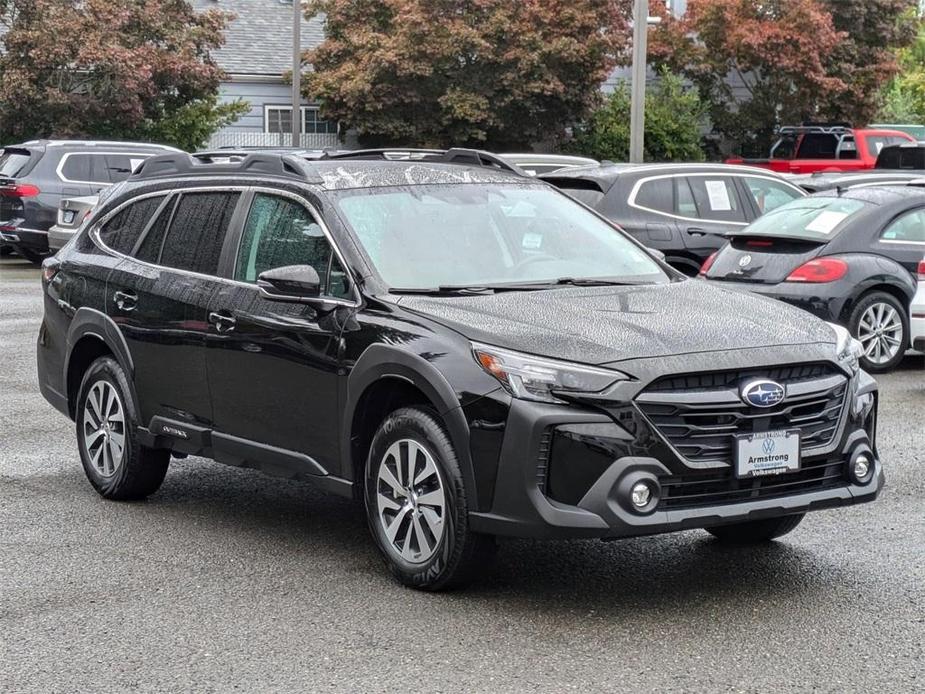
131, 152, 323, 184
318, 147, 527, 176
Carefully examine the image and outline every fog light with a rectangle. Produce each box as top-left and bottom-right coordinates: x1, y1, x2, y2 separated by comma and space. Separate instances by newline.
631, 481, 652, 508
852, 454, 871, 483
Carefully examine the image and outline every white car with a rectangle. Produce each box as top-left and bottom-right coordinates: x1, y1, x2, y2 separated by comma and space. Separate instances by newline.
47, 195, 99, 251
912, 257, 925, 352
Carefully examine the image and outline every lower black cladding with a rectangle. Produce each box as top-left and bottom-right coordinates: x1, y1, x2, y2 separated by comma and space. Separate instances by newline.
658, 459, 848, 510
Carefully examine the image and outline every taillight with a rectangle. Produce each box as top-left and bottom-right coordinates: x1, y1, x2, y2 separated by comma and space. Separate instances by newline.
917, 258, 925, 280
785, 258, 848, 283
0, 183, 40, 197
42, 258, 60, 282
698, 251, 718, 276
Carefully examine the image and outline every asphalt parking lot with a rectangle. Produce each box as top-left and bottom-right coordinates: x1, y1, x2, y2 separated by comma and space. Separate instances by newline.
1, 255, 923, 693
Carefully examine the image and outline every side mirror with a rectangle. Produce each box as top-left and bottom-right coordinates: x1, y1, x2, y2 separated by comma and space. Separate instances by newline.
647, 247, 666, 262
257, 264, 321, 298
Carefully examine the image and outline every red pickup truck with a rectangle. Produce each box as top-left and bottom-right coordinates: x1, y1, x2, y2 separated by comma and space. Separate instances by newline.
726, 125, 915, 175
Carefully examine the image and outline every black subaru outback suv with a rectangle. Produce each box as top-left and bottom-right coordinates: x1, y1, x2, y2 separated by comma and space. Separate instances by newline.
37, 149, 882, 590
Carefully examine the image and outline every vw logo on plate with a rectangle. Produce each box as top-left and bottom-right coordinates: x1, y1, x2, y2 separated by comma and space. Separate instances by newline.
738, 254, 752, 267
740, 379, 785, 408
762, 438, 776, 454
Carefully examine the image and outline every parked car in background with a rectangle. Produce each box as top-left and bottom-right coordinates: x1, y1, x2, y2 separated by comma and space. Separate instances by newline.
541, 163, 806, 275
499, 153, 599, 176
726, 124, 915, 175
37, 149, 881, 590
0, 140, 181, 263
788, 171, 925, 194
912, 257, 925, 353
701, 186, 924, 372
868, 123, 925, 140
47, 195, 99, 251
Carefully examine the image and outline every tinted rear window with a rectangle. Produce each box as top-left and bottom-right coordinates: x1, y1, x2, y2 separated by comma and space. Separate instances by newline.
0, 149, 34, 177
733, 197, 868, 240
98, 196, 166, 255
159, 192, 240, 275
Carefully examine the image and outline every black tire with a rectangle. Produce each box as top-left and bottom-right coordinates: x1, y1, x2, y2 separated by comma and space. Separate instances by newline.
847, 291, 909, 373
364, 406, 496, 590
706, 513, 804, 544
0, 244, 12, 256
19, 248, 45, 265
75, 356, 169, 500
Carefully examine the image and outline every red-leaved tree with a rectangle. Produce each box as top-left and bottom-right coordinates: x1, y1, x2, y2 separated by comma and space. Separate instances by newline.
0, 0, 247, 150
303, 0, 631, 149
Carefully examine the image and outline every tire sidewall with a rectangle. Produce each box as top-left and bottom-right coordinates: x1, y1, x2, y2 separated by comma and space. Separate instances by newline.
849, 292, 908, 373
75, 356, 140, 497
364, 408, 467, 588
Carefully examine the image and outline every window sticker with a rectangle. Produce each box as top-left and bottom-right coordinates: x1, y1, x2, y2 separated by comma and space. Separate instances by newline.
522, 232, 543, 249
805, 210, 848, 234
704, 180, 732, 211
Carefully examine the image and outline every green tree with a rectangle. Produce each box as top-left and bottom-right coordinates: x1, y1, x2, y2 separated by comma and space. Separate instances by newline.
0, 0, 248, 150
572, 69, 706, 162
877, 21, 925, 123
303, 0, 631, 149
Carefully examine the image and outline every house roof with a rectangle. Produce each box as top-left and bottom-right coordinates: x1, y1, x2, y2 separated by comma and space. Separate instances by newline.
192, 0, 325, 78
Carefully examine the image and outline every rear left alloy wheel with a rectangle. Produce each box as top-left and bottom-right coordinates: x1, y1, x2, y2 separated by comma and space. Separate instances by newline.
76, 356, 169, 500
364, 406, 496, 590
848, 291, 908, 373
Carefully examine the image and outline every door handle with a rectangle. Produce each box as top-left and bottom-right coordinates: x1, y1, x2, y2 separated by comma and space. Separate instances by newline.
113, 290, 137, 311
686, 227, 707, 237
208, 311, 236, 333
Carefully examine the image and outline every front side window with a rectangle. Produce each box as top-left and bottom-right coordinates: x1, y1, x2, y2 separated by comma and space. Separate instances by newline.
335, 184, 667, 290
98, 195, 166, 255
235, 193, 349, 298
159, 192, 240, 275
687, 177, 746, 222
742, 177, 804, 215
881, 209, 925, 243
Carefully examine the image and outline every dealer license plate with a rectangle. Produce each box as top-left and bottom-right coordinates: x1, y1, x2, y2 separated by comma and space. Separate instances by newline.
735, 430, 800, 478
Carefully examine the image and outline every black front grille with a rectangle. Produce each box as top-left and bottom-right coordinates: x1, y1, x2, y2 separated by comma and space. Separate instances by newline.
636, 364, 848, 466
659, 460, 848, 510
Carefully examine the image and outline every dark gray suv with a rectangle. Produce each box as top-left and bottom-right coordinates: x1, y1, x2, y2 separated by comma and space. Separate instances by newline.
0, 140, 180, 262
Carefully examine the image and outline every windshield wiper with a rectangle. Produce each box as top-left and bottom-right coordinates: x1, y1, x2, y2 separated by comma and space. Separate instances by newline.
389, 285, 501, 295
504, 277, 651, 289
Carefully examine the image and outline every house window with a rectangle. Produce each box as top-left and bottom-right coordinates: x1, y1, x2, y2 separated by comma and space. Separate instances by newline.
265, 106, 337, 135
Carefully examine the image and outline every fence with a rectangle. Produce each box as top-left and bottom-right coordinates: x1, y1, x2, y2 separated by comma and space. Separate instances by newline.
205, 131, 341, 150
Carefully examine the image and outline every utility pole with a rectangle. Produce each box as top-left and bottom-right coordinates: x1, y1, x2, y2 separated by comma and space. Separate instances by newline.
291, 0, 302, 148
629, 0, 649, 164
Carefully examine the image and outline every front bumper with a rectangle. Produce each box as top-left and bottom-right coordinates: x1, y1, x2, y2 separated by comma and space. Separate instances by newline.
47, 225, 76, 251
469, 363, 882, 540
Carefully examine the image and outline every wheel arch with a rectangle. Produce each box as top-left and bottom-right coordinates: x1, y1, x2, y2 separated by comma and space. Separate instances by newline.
343, 344, 477, 506
64, 307, 135, 419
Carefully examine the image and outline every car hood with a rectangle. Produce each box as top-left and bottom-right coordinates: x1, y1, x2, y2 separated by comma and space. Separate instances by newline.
397, 280, 836, 366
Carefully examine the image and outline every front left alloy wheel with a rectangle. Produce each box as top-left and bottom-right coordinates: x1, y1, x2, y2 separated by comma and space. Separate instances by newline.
364, 406, 495, 590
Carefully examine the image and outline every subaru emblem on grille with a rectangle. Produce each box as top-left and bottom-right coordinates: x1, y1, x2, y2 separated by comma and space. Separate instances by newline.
740, 379, 785, 408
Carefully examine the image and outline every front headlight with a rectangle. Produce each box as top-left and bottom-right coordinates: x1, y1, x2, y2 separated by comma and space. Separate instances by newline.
828, 322, 863, 375
472, 342, 625, 403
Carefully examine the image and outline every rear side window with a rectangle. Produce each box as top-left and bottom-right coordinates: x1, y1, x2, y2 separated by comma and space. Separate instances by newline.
60, 154, 112, 183
235, 192, 350, 298
134, 198, 175, 263
0, 149, 34, 177
687, 177, 746, 222
634, 178, 672, 214
98, 196, 166, 255
159, 192, 240, 275
881, 209, 925, 243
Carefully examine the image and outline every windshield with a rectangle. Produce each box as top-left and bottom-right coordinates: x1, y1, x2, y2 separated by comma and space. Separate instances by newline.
733, 196, 868, 241
334, 184, 667, 290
